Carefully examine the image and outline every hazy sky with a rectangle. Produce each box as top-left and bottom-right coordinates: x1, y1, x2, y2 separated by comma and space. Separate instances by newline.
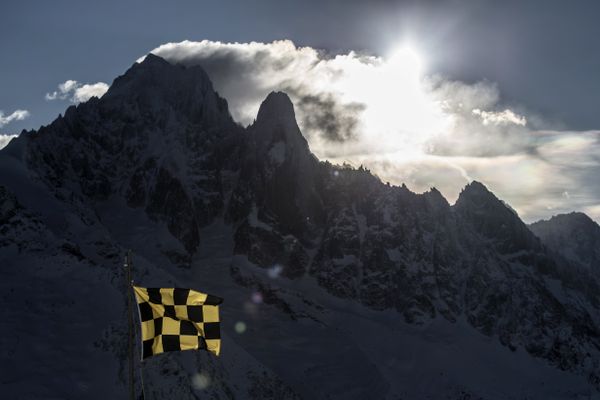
1, 0, 600, 222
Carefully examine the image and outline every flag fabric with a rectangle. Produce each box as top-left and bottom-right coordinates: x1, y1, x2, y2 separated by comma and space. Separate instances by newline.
132, 286, 222, 359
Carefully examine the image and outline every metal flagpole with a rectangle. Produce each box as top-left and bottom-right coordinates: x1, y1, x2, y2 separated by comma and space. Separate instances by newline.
125, 250, 135, 400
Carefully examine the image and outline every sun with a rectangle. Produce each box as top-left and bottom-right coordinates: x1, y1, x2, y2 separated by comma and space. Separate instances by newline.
312, 41, 450, 160
353, 42, 448, 154
387, 44, 424, 79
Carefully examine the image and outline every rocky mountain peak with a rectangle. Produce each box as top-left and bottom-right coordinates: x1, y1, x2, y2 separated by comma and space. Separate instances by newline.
457, 180, 492, 199
455, 181, 497, 215
102, 54, 232, 127
423, 187, 450, 210
252, 91, 309, 150
232, 91, 322, 238
530, 212, 600, 270
256, 91, 296, 123
139, 52, 171, 67
455, 180, 515, 215
536, 211, 596, 227
454, 180, 540, 253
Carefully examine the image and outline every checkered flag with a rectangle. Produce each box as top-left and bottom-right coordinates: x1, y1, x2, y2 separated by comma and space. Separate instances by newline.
132, 286, 222, 359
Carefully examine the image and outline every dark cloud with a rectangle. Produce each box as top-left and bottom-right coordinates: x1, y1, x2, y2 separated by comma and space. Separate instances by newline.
295, 93, 365, 142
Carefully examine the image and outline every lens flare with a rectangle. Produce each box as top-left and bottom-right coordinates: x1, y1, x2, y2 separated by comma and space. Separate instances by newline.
192, 372, 211, 390
234, 321, 247, 334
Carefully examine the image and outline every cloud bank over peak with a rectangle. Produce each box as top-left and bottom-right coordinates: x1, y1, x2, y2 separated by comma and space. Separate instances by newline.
142, 40, 373, 145
46, 80, 109, 103
143, 40, 532, 157
140, 39, 599, 223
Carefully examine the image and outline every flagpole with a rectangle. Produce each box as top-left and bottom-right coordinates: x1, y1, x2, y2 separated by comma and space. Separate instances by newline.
125, 250, 135, 400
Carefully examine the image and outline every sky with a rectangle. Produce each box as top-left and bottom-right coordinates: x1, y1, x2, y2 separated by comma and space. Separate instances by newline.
1, 0, 600, 222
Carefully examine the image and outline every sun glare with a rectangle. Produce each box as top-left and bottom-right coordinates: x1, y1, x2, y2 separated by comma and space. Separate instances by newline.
350, 43, 450, 156
306, 41, 452, 162
388, 45, 423, 79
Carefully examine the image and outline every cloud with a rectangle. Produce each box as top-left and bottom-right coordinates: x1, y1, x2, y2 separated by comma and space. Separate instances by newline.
144, 40, 531, 156
296, 94, 365, 142
46, 80, 109, 103
143, 40, 600, 223
142, 40, 376, 145
472, 108, 527, 126
45, 80, 78, 100
0, 134, 18, 150
0, 109, 30, 128
71, 82, 110, 103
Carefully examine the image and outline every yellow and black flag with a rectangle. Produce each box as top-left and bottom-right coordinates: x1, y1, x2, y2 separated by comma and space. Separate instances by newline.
133, 286, 222, 359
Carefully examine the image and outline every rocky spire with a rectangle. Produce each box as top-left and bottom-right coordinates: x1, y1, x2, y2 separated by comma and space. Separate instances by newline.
252, 91, 309, 151
256, 91, 296, 124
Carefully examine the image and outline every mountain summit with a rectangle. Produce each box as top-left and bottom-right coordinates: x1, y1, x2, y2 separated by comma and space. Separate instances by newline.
530, 212, 600, 271
455, 180, 541, 253
256, 91, 297, 125
105, 53, 233, 127
1, 55, 600, 399
252, 91, 311, 155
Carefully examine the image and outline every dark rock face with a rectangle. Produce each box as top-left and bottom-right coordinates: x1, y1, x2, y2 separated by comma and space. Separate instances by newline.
455, 181, 542, 254
530, 212, 600, 272
24, 54, 242, 254
233, 220, 309, 279
228, 91, 324, 239
0, 186, 20, 223
13, 55, 600, 390
103, 54, 232, 129
0, 185, 47, 252
146, 167, 199, 252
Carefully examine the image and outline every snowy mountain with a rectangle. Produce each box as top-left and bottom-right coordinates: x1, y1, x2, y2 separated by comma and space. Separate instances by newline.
2, 54, 600, 399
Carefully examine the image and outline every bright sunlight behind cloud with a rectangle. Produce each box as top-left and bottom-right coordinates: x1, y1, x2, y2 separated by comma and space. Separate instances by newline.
142, 40, 600, 223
